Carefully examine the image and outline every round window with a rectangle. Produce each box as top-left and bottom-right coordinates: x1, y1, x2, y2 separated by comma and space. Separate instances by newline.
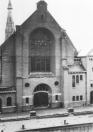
54, 81, 59, 86
25, 83, 30, 87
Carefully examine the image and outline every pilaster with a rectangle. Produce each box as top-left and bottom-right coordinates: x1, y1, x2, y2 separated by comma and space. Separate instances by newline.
23, 33, 29, 77
15, 32, 23, 112
63, 67, 69, 108
55, 35, 61, 76
15, 33, 23, 77
86, 57, 90, 105
61, 30, 67, 67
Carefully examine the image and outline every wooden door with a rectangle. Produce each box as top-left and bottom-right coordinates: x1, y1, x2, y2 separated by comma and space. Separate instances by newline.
34, 92, 48, 107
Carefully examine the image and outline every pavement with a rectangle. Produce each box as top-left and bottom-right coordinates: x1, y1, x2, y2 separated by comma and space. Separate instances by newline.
0, 105, 93, 119
0, 105, 93, 132
2, 114, 93, 132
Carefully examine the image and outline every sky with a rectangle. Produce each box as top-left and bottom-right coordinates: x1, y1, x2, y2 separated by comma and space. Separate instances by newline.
0, 0, 93, 55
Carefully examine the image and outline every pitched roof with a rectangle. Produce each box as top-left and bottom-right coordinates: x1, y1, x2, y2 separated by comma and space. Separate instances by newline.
68, 64, 86, 73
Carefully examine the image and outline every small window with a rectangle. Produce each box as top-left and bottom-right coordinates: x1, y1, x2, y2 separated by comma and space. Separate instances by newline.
91, 84, 93, 87
76, 75, 79, 83
25, 83, 30, 87
26, 98, 29, 104
80, 95, 83, 100
72, 96, 75, 101
76, 96, 79, 101
72, 75, 75, 87
80, 75, 83, 80
54, 81, 59, 86
41, 15, 44, 20
55, 95, 58, 101
7, 97, 12, 106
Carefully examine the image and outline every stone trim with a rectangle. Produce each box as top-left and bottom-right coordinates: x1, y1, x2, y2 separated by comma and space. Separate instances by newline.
69, 71, 87, 74
2, 106, 16, 108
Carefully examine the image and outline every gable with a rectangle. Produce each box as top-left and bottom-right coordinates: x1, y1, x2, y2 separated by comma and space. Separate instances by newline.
18, 8, 62, 35
69, 65, 86, 72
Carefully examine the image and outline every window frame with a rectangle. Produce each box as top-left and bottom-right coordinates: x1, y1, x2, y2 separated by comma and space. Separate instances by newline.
31, 56, 50, 72
80, 75, 83, 81
30, 31, 51, 73
55, 95, 58, 101
72, 75, 75, 87
26, 97, 29, 105
7, 97, 12, 106
72, 96, 75, 101
41, 15, 44, 21
91, 84, 93, 87
80, 95, 83, 100
76, 96, 79, 101
76, 75, 79, 83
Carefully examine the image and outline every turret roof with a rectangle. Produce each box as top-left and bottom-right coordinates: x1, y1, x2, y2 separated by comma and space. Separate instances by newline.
7, 0, 12, 9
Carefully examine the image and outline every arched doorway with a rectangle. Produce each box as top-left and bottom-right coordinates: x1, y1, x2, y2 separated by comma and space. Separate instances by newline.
90, 91, 93, 104
34, 84, 51, 108
0, 99, 2, 112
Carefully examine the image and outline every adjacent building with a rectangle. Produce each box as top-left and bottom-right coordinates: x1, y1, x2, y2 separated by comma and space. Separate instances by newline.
0, 0, 93, 113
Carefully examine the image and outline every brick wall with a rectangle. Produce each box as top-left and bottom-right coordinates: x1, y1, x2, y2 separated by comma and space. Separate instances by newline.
0, 1, 79, 111
68, 73, 86, 107
1, 34, 15, 87
0, 93, 16, 113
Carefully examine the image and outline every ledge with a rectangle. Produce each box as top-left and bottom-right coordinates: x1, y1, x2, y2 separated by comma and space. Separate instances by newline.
2, 106, 16, 109
0, 86, 16, 94
69, 71, 87, 74
28, 72, 55, 78
0, 91, 16, 94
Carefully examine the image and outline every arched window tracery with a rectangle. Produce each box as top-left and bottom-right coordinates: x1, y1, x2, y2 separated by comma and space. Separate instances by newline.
30, 31, 51, 72
34, 84, 48, 92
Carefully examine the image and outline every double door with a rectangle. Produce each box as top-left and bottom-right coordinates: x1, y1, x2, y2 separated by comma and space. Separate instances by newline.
34, 92, 48, 108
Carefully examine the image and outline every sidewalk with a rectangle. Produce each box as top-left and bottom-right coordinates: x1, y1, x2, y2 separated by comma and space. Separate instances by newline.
0, 106, 93, 132
0, 105, 93, 119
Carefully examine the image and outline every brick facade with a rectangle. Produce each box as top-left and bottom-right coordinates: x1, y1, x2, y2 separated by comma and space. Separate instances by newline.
0, 0, 92, 113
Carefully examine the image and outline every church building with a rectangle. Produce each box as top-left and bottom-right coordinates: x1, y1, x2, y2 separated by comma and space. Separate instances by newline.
0, 0, 93, 113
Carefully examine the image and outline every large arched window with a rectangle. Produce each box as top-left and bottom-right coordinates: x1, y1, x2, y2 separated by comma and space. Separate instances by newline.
72, 75, 75, 87
7, 97, 12, 106
30, 30, 51, 72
